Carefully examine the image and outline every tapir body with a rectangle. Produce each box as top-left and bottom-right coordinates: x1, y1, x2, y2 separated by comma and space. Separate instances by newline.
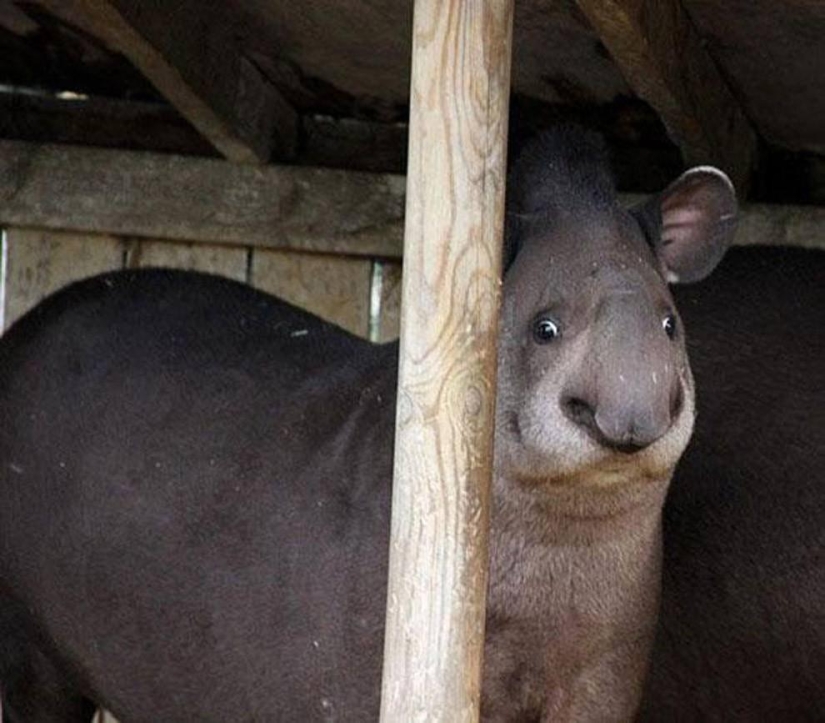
0, 273, 397, 721
0, 128, 742, 722
641, 245, 825, 721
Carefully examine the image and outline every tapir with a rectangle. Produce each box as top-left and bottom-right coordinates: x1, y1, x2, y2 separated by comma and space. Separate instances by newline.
639, 245, 825, 721
0, 127, 737, 722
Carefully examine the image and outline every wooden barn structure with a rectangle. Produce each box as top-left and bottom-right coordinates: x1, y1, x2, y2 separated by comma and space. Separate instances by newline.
0, 1, 823, 721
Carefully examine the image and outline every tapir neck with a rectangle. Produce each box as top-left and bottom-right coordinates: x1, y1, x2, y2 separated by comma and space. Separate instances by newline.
484, 473, 669, 722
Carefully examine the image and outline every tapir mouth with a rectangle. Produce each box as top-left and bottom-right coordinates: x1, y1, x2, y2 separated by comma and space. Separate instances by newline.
505, 406, 693, 488
609, 440, 657, 455
506, 411, 523, 443
562, 393, 682, 453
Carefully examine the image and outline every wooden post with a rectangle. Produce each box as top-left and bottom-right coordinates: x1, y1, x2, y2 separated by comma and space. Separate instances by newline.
380, 1, 514, 721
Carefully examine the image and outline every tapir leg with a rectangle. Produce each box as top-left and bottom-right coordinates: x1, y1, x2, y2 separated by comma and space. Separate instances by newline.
0, 600, 95, 723
1, 655, 95, 723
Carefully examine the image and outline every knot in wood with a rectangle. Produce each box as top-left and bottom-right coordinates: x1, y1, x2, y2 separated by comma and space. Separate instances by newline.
463, 384, 484, 418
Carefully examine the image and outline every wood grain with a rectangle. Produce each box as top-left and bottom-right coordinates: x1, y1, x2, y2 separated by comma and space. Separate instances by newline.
249, 249, 372, 338
379, 0, 514, 720
575, 0, 756, 191
126, 239, 248, 281
2, 228, 124, 330
373, 260, 403, 343
0, 141, 406, 257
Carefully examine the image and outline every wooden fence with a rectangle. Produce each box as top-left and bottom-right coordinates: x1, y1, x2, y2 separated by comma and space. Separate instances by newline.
1, 227, 402, 341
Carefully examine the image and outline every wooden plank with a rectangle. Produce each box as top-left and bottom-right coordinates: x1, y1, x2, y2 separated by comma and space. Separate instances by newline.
372, 260, 402, 343
0, 141, 405, 257
736, 204, 825, 250
575, 0, 757, 191
126, 239, 248, 281
379, 0, 514, 720
0, 141, 820, 258
3, 228, 124, 330
39, 0, 297, 164
249, 249, 371, 338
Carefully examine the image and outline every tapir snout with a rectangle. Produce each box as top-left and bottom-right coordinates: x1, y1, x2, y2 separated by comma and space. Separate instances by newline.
561, 291, 684, 453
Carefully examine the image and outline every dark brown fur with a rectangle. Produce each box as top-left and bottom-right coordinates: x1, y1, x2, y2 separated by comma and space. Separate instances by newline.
638, 246, 825, 722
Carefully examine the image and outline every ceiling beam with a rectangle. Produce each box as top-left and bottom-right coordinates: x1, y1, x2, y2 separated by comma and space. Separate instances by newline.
39, 0, 297, 164
575, 0, 756, 192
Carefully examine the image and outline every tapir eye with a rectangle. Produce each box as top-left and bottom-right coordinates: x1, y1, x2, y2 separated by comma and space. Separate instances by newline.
532, 315, 561, 344
662, 313, 677, 339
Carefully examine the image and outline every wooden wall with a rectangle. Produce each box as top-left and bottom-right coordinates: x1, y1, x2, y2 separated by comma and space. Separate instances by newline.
1, 227, 402, 342
0, 225, 402, 723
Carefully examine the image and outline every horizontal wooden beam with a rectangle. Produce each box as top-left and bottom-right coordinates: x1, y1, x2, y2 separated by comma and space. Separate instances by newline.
0, 91, 215, 156
0, 90, 408, 172
736, 203, 825, 250
39, 0, 297, 164
0, 141, 404, 256
0, 141, 820, 256
575, 0, 757, 192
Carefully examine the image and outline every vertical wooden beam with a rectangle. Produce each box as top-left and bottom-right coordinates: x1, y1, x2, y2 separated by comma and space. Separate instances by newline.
380, 1, 514, 721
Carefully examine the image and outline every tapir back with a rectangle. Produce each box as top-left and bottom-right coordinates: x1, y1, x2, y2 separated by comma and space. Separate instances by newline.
639, 246, 825, 721
0, 269, 397, 720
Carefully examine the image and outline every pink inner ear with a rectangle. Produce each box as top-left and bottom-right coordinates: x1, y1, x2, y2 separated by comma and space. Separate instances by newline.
662, 206, 707, 246
664, 205, 705, 227
652, 166, 737, 283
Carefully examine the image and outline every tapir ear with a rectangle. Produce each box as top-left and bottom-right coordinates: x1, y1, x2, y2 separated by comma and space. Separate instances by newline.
634, 167, 738, 284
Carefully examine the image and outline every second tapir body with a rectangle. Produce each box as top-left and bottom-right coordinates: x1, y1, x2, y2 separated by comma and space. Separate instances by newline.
0, 129, 738, 722
640, 245, 825, 721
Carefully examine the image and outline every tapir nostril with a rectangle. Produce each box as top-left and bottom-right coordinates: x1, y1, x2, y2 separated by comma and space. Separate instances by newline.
562, 396, 597, 430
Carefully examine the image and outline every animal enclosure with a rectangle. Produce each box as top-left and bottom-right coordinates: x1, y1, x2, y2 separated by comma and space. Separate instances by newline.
0, 0, 823, 721
1, 228, 403, 341
0, 171, 822, 723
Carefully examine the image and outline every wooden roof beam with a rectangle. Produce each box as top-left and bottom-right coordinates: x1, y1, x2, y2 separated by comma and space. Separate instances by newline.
575, 0, 757, 192
42, 0, 297, 165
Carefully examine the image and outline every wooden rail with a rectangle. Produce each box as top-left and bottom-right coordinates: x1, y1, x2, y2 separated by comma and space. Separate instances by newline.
0, 141, 820, 258
379, 0, 514, 720
0, 141, 405, 258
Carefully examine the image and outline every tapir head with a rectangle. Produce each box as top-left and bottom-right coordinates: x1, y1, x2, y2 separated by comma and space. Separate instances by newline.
496, 129, 737, 488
